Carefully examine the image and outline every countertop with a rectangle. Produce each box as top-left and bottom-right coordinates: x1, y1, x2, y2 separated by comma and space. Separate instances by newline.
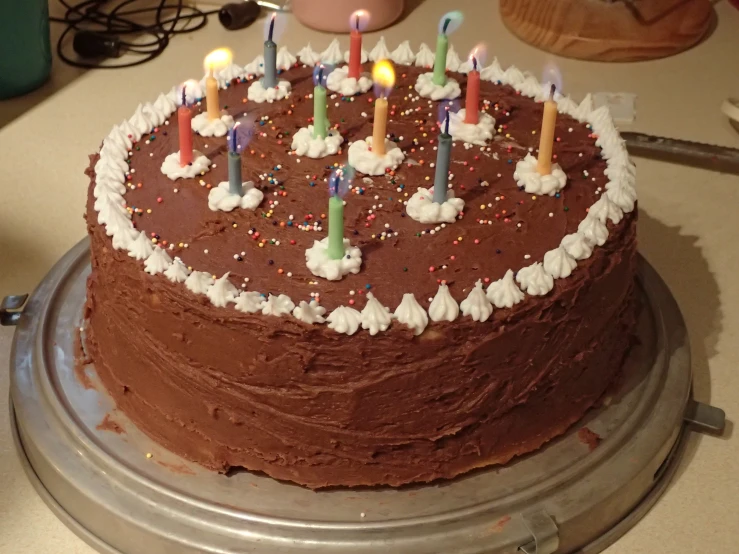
1, 0, 738, 552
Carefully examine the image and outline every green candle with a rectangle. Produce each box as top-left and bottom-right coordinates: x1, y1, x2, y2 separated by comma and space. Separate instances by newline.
432, 32, 448, 86
327, 195, 344, 259
313, 66, 328, 139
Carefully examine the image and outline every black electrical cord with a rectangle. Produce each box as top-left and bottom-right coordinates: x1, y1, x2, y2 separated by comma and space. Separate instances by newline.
50, 0, 220, 69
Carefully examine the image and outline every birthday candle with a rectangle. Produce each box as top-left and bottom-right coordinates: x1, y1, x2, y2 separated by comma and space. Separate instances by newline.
178, 87, 193, 167
432, 11, 463, 86
263, 14, 277, 88
348, 10, 368, 79
537, 84, 557, 175
465, 55, 481, 124
227, 125, 243, 196
433, 112, 452, 204
371, 60, 395, 157
328, 168, 352, 259
203, 48, 232, 120
313, 65, 328, 139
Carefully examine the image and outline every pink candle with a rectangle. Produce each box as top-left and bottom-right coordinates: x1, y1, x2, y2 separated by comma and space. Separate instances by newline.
348, 10, 368, 79
465, 56, 480, 124
178, 88, 193, 166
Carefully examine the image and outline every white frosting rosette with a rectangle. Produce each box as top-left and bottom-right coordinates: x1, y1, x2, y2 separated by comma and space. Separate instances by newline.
191, 113, 234, 138
513, 154, 567, 196
160, 151, 211, 180
208, 181, 264, 212
406, 187, 464, 224
448, 108, 496, 146
305, 237, 362, 281
291, 126, 344, 159
247, 79, 291, 103
414, 72, 461, 101
326, 66, 373, 96
348, 137, 405, 176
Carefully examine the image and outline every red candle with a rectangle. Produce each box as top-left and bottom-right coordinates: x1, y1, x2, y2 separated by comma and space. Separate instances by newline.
465, 56, 480, 124
348, 10, 367, 79
178, 88, 193, 166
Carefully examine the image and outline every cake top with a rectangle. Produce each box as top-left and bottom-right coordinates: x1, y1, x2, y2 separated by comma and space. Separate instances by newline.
90, 38, 636, 336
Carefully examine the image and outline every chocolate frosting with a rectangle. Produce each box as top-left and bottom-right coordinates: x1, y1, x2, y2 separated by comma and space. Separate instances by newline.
83, 61, 639, 488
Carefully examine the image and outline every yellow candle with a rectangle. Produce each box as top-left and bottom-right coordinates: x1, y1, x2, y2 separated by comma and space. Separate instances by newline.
537, 84, 557, 176
371, 60, 395, 158
203, 48, 233, 121
205, 70, 219, 120
373, 97, 388, 156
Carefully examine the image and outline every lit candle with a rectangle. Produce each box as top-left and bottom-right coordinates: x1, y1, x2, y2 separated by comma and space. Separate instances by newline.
263, 14, 277, 89
313, 65, 328, 139
537, 84, 557, 175
464, 55, 480, 124
371, 60, 395, 157
178, 86, 193, 167
348, 10, 368, 79
204, 48, 233, 121
432, 11, 463, 86
227, 124, 243, 196
327, 167, 353, 259
433, 111, 452, 204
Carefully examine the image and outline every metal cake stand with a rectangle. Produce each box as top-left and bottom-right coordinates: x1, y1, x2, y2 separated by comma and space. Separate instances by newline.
3, 239, 726, 554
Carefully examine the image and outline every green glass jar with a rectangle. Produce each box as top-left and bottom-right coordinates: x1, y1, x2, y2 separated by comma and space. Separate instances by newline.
0, 0, 52, 99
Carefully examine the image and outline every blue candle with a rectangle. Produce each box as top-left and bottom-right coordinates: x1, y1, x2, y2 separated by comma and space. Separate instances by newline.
263, 14, 277, 88
433, 112, 452, 204
228, 126, 243, 196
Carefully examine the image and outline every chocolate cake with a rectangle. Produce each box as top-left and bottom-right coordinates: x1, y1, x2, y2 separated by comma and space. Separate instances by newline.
83, 38, 638, 489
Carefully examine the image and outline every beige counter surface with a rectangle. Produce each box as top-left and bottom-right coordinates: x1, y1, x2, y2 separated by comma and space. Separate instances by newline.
1, 1, 738, 552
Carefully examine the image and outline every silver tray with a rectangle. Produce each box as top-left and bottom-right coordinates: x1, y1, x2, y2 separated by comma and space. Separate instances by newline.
5, 239, 726, 554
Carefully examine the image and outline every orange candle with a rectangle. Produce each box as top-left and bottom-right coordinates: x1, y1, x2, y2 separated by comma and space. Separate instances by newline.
203, 49, 233, 121
178, 88, 193, 167
464, 56, 480, 124
537, 84, 557, 175
371, 60, 395, 157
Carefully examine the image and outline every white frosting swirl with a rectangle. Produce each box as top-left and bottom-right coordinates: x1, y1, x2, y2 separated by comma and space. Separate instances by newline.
516, 263, 554, 296
320, 39, 344, 65
605, 182, 637, 213
575, 93, 595, 121
556, 95, 579, 118
208, 181, 264, 212
486, 270, 525, 309
327, 306, 362, 335
561, 233, 594, 261
185, 271, 214, 295
94, 179, 125, 199
216, 63, 246, 87
445, 45, 461, 71
369, 37, 391, 62
118, 118, 139, 142
460, 280, 493, 322
293, 300, 326, 324
164, 258, 191, 283
111, 226, 138, 250
361, 293, 392, 335
393, 293, 428, 335
160, 151, 211, 180
405, 187, 464, 224
480, 58, 504, 82
513, 154, 568, 196
102, 209, 132, 238
414, 72, 461, 100
326, 66, 373, 96
348, 137, 405, 176
95, 196, 128, 225
305, 237, 363, 281
276, 46, 297, 71
448, 108, 496, 146
142, 101, 166, 128
543, 246, 577, 279
106, 123, 133, 150
247, 79, 291, 103
297, 44, 321, 66
428, 284, 459, 322
501, 66, 525, 87
588, 194, 623, 224
96, 154, 127, 179
390, 40, 415, 65
129, 104, 154, 135
516, 75, 543, 98
262, 294, 295, 317
235, 291, 266, 314
244, 55, 265, 76
414, 43, 435, 67
191, 112, 234, 138
144, 246, 172, 275
578, 214, 609, 246
207, 273, 238, 307
291, 126, 344, 158
128, 232, 154, 261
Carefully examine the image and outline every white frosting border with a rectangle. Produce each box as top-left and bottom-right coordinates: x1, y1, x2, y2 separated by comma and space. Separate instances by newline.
93, 42, 636, 336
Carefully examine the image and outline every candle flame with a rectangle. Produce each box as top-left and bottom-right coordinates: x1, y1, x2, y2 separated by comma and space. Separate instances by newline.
329, 166, 354, 198
350, 9, 371, 32
372, 60, 395, 98
178, 79, 200, 106
541, 62, 563, 99
264, 12, 287, 42
438, 11, 464, 35
229, 114, 257, 153
204, 48, 233, 74
313, 63, 332, 87
469, 43, 487, 69
437, 99, 459, 130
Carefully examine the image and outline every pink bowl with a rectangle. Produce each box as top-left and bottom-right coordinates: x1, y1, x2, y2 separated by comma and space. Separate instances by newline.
291, 0, 405, 33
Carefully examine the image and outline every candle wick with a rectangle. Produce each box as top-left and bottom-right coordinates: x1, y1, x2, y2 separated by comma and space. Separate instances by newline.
268, 15, 275, 42
181, 87, 186, 107
473, 56, 477, 71
355, 14, 360, 31
549, 84, 556, 101
444, 111, 450, 135
442, 18, 451, 34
